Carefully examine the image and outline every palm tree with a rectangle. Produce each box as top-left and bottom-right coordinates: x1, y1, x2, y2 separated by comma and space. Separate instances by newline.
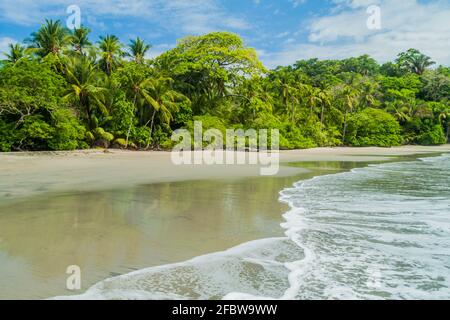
63, 56, 108, 129
306, 86, 322, 117
396, 49, 435, 75
70, 27, 92, 55
351, 77, 380, 113
317, 89, 331, 128
340, 85, 359, 145
27, 19, 69, 57
235, 78, 273, 121
143, 77, 187, 148
98, 35, 124, 76
274, 75, 299, 123
3, 43, 26, 64
127, 37, 151, 64
385, 100, 415, 124
120, 68, 157, 146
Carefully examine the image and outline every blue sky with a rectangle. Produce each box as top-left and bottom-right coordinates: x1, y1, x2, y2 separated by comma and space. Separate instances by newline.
1, 0, 449, 68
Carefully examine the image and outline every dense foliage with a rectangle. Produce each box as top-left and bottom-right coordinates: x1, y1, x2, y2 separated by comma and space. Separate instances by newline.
0, 20, 449, 151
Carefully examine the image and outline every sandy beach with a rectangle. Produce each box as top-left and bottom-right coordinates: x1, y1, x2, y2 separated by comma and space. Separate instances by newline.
0, 145, 449, 299
1, 145, 450, 202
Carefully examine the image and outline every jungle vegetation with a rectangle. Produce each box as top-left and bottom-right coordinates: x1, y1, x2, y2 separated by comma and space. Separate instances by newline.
0, 20, 449, 152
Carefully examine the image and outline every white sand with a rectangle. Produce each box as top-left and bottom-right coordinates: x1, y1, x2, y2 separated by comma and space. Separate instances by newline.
1, 145, 449, 201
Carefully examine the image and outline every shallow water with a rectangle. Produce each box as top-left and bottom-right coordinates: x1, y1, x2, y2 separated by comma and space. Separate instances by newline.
277, 153, 450, 300
0, 169, 335, 300
59, 154, 450, 300
2, 155, 448, 300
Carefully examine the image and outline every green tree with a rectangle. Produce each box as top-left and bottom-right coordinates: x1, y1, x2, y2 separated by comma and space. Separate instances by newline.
346, 108, 403, 147
2, 43, 26, 64
27, 19, 69, 57
114, 63, 157, 146
420, 70, 450, 101
63, 56, 108, 129
143, 76, 188, 148
156, 32, 265, 113
127, 37, 151, 64
70, 27, 92, 55
396, 49, 435, 75
98, 35, 124, 76
339, 85, 360, 145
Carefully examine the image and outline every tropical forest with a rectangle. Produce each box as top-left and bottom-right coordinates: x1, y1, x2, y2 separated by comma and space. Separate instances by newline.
1, 19, 449, 152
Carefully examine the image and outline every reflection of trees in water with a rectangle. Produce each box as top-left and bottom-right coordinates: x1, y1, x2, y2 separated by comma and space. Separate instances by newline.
0, 168, 328, 299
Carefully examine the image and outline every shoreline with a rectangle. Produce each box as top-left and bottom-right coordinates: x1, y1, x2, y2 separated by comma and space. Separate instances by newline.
52, 151, 450, 300
0, 146, 449, 299
1, 145, 450, 203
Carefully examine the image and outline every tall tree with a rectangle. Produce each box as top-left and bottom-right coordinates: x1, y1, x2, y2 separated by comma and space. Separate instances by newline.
116, 64, 156, 145
340, 85, 360, 145
70, 27, 92, 55
143, 76, 188, 148
2, 43, 26, 64
127, 37, 151, 64
156, 32, 265, 113
63, 56, 108, 129
98, 35, 124, 76
396, 49, 435, 75
27, 19, 69, 57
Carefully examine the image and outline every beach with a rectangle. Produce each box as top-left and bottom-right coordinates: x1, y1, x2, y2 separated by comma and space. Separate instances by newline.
0, 145, 449, 299
1, 145, 450, 202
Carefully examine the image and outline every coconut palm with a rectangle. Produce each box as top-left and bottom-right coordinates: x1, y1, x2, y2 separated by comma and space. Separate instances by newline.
316, 88, 331, 127
127, 37, 151, 64
120, 67, 157, 146
3, 43, 26, 64
340, 85, 360, 145
143, 76, 188, 148
27, 19, 69, 57
98, 35, 124, 76
70, 27, 92, 55
273, 74, 299, 123
385, 101, 414, 123
63, 56, 108, 129
396, 49, 435, 75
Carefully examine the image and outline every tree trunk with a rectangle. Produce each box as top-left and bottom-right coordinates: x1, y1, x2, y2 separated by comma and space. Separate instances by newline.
85, 98, 92, 130
320, 105, 325, 129
446, 123, 450, 143
146, 109, 157, 150
126, 95, 138, 148
125, 123, 132, 148
342, 110, 348, 145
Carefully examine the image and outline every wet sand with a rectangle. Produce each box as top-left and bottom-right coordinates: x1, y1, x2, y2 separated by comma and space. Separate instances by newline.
1, 146, 449, 202
0, 146, 449, 299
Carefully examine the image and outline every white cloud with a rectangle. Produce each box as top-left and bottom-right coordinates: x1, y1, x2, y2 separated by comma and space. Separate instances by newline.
0, 0, 251, 34
261, 0, 450, 68
0, 37, 17, 57
145, 43, 174, 60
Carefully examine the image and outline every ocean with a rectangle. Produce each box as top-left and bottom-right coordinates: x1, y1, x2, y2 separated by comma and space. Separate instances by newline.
63, 154, 450, 300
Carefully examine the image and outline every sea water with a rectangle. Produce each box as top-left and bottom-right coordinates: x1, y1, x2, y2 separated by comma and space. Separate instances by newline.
60, 154, 450, 300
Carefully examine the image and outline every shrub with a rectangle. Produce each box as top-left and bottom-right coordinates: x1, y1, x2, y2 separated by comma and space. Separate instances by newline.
416, 124, 446, 145
130, 126, 151, 149
346, 108, 403, 147
48, 109, 86, 150
0, 120, 17, 152
112, 138, 127, 149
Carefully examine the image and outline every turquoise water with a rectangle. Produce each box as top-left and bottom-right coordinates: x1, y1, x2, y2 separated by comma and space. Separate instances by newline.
63, 154, 450, 300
